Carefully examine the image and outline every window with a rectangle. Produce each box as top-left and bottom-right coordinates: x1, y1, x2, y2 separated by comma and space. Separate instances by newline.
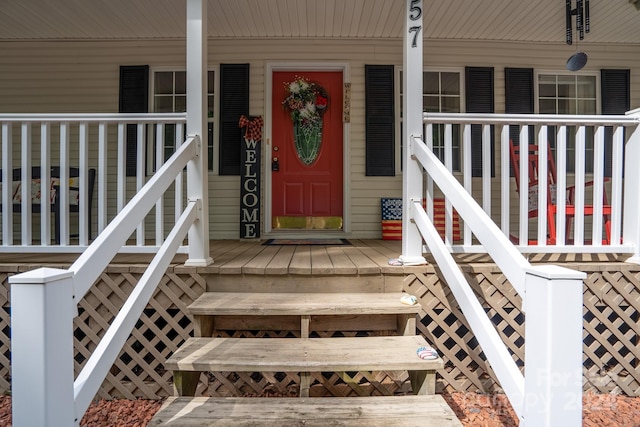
538, 73, 597, 172
399, 70, 462, 171
153, 70, 215, 171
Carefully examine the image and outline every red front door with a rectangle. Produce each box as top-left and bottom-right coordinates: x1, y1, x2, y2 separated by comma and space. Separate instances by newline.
271, 71, 344, 229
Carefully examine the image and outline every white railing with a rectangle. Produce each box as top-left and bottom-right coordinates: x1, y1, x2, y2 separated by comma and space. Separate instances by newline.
407, 109, 640, 425
422, 111, 640, 255
0, 113, 187, 252
401, 109, 640, 424
411, 136, 586, 424
9, 135, 199, 426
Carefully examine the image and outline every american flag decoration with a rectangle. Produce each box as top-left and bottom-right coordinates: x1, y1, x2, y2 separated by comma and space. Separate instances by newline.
381, 198, 403, 240
380, 198, 461, 242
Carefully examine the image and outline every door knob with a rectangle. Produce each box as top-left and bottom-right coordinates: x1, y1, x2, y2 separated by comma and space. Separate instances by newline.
272, 157, 280, 171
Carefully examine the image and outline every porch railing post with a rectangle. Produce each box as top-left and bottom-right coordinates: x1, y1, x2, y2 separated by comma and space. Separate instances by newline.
10, 268, 75, 426
401, 0, 427, 265
623, 109, 640, 263
523, 265, 585, 427
185, 0, 213, 267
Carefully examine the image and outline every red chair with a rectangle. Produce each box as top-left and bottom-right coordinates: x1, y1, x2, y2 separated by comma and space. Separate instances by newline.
509, 140, 611, 245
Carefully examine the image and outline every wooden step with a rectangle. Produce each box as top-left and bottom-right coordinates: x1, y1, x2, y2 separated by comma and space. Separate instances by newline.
189, 292, 421, 337
167, 335, 442, 396
149, 395, 463, 426
189, 292, 421, 315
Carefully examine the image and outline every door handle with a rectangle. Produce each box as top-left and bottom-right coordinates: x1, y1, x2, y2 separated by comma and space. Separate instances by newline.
272, 157, 280, 171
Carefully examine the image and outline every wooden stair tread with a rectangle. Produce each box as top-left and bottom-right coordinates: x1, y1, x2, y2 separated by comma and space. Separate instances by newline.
188, 292, 421, 316
166, 335, 442, 372
149, 395, 463, 426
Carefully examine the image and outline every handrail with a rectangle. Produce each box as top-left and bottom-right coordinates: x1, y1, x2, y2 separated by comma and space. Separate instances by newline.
8, 132, 201, 426
423, 112, 638, 126
411, 198, 525, 415
0, 112, 186, 123
73, 199, 198, 420
412, 135, 529, 295
69, 135, 197, 304
410, 132, 586, 424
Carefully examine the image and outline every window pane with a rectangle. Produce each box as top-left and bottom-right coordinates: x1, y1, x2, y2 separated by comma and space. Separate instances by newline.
557, 98, 572, 114
208, 122, 214, 171
155, 96, 173, 113
577, 76, 596, 98
207, 71, 215, 94
538, 74, 556, 85
441, 96, 460, 113
164, 125, 176, 161
175, 95, 186, 113
441, 72, 460, 95
539, 99, 556, 114
155, 72, 173, 95
424, 72, 439, 95
451, 125, 461, 172
432, 124, 443, 144
539, 82, 556, 98
557, 76, 575, 98
424, 95, 439, 112
208, 96, 215, 118
585, 131, 594, 173
175, 72, 186, 94
578, 100, 596, 115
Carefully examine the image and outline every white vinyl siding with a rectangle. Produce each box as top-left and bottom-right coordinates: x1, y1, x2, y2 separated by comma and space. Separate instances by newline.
0, 38, 639, 239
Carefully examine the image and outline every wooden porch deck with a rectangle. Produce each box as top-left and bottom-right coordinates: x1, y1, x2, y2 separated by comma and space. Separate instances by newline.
0, 238, 624, 274
0, 239, 426, 293
0, 239, 421, 275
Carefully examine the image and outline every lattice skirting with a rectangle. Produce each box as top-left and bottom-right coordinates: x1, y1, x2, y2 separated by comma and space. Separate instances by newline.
404, 263, 640, 396
0, 262, 639, 399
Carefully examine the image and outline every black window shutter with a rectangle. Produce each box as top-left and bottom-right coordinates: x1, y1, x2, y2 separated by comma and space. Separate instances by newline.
119, 65, 149, 177
505, 68, 534, 114
601, 69, 630, 115
219, 64, 250, 176
365, 65, 395, 176
466, 67, 495, 177
601, 69, 630, 176
505, 68, 534, 174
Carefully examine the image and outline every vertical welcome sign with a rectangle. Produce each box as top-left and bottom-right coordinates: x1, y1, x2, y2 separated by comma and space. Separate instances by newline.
239, 116, 262, 239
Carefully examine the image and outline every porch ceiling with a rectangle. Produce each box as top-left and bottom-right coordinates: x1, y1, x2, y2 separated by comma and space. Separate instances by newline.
1, 0, 639, 44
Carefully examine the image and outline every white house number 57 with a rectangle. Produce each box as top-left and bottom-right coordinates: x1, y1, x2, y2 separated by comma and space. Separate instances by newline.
408, 0, 422, 48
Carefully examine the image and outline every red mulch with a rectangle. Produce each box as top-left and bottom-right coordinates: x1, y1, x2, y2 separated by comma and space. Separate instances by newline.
1, 392, 639, 426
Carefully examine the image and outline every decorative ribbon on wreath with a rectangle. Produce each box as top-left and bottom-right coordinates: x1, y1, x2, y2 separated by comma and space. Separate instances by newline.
239, 115, 263, 141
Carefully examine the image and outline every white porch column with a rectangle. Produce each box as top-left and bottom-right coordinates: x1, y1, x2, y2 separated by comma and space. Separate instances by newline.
401, 0, 427, 265
10, 268, 75, 426
185, 0, 213, 266
623, 108, 640, 263
523, 265, 585, 427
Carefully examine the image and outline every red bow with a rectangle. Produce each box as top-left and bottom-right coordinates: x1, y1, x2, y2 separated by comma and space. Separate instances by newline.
239, 115, 263, 142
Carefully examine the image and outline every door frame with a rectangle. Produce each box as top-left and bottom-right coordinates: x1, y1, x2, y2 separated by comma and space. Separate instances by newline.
264, 62, 351, 237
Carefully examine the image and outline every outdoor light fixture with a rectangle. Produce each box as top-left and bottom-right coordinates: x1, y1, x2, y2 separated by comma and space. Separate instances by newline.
565, 0, 590, 71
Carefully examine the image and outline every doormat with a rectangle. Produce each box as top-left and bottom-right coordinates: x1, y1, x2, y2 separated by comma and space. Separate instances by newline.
263, 238, 351, 246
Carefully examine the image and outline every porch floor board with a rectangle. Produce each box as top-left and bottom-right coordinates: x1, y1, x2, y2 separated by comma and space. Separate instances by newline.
0, 238, 628, 274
